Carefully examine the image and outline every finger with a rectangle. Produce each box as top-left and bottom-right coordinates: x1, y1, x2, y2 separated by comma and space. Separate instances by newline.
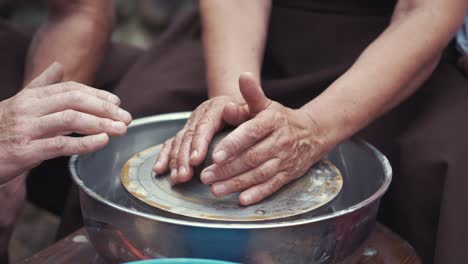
35, 81, 121, 105
176, 129, 196, 183
30, 133, 109, 161
29, 110, 127, 139
168, 132, 183, 183
222, 102, 250, 126
36, 90, 132, 124
212, 114, 274, 164
239, 171, 291, 205
210, 158, 280, 198
24, 62, 64, 89
156, 110, 200, 175
239, 72, 271, 115
189, 112, 225, 166
153, 138, 173, 174
172, 110, 203, 180
201, 134, 279, 184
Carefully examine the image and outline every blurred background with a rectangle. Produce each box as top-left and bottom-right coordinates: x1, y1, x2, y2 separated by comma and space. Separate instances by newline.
0, 0, 195, 262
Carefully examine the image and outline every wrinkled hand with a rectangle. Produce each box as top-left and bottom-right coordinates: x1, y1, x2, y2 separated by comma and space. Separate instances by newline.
153, 95, 243, 183
0, 62, 132, 185
200, 73, 325, 205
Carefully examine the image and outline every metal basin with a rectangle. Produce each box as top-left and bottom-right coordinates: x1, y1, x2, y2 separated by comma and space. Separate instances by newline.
69, 112, 392, 264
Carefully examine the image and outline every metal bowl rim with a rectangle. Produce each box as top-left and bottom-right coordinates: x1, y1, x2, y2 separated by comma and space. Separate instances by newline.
69, 112, 392, 229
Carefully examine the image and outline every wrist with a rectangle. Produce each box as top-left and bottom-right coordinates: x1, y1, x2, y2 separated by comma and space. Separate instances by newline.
205, 65, 261, 102
300, 100, 359, 148
206, 78, 244, 103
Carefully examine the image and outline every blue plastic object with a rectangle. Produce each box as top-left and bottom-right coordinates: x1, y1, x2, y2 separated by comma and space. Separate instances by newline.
125, 258, 240, 264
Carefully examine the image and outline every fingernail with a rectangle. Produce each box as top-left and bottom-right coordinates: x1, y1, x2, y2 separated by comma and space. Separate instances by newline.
94, 134, 108, 143
190, 150, 198, 160
47, 61, 61, 72
112, 95, 121, 105
118, 109, 132, 123
201, 171, 214, 184
213, 150, 227, 163
179, 166, 186, 176
171, 168, 177, 178
169, 177, 177, 185
213, 184, 226, 196
242, 193, 252, 204
154, 161, 161, 169
112, 121, 126, 133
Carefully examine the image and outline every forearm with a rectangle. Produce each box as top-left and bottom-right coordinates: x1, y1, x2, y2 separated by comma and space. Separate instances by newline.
302, 0, 467, 146
199, 0, 271, 101
24, 0, 114, 84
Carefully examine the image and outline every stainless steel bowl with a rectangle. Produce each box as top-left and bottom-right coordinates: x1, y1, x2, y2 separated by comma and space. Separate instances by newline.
69, 112, 392, 264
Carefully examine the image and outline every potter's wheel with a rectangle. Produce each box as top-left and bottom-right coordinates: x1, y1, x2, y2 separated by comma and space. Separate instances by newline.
71, 112, 392, 263
121, 140, 343, 222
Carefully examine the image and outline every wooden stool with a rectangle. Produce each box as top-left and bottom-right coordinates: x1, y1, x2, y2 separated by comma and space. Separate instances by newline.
20, 224, 421, 264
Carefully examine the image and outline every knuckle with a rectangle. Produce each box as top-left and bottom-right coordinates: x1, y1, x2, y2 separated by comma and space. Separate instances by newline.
176, 149, 187, 163
243, 150, 261, 168
14, 122, 34, 138
163, 139, 173, 150
104, 92, 119, 104
197, 117, 212, 128
98, 118, 110, 130
193, 120, 211, 138
66, 90, 84, 103
217, 163, 232, 177
10, 134, 30, 146
192, 128, 204, 143
249, 123, 265, 139
175, 131, 185, 141
76, 138, 88, 153
231, 177, 246, 190
61, 110, 78, 126
61, 82, 80, 94
101, 101, 115, 115
272, 111, 284, 123
184, 129, 195, 140
270, 176, 284, 190
169, 158, 177, 169
18, 89, 34, 98
276, 133, 290, 148
257, 165, 270, 180
6, 135, 30, 159
9, 100, 28, 116
169, 147, 179, 161
64, 81, 79, 89
52, 136, 67, 152
223, 137, 239, 151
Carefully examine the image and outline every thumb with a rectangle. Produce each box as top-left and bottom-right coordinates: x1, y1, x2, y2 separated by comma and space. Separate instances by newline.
25, 62, 64, 89
238, 72, 271, 115
223, 102, 250, 126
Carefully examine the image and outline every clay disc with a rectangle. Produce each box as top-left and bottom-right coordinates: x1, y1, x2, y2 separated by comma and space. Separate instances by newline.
121, 145, 343, 222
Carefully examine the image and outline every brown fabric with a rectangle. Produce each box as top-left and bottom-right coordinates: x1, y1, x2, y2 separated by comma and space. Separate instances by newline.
110, 5, 468, 264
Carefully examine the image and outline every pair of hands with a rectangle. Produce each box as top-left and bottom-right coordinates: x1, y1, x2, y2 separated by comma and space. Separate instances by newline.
154, 73, 326, 205
0, 63, 132, 185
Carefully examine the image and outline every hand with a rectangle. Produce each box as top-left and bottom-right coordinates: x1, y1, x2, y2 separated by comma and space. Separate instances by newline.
200, 73, 327, 205
153, 95, 244, 184
0, 62, 132, 185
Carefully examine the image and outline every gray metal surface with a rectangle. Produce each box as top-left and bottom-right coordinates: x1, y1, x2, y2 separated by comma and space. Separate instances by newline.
70, 112, 392, 263
121, 143, 343, 222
